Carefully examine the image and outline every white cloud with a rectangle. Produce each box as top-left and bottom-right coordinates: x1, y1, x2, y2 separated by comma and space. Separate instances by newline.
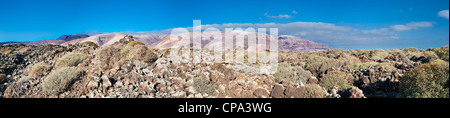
292, 10, 298, 14
264, 13, 291, 19
362, 21, 433, 35
438, 10, 449, 19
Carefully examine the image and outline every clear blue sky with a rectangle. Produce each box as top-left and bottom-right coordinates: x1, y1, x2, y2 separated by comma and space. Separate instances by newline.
0, 0, 448, 49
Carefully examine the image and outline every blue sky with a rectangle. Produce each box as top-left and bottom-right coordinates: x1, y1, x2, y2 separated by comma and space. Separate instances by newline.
0, 0, 448, 49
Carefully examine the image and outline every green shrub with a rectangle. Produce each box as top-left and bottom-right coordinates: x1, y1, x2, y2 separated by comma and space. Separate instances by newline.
304, 84, 328, 98
305, 55, 339, 76
41, 67, 83, 95
403, 47, 420, 53
340, 55, 361, 71
433, 46, 449, 61
273, 63, 296, 83
193, 77, 217, 95
356, 49, 389, 60
423, 51, 439, 62
29, 62, 51, 78
353, 62, 379, 71
398, 60, 449, 98
403, 47, 423, 58
326, 49, 344, 58
319, 71, 354, 91
80, 41, 99, 47
55, 53, 87, 68
378, 63, 397, 73
369, 49, 389, 60
293, 68, 313, 84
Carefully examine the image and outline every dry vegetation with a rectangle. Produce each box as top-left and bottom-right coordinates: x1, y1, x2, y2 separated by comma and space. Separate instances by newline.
29, 62, 51, 78
193, 77, 217, 95
273, 62, 312, 84
378, 63, 397, 73
95, 45, 122, 71
319, 71, 354, 91
55, 53, 88, 68
80, 41, 99, 47
398, 60, 449, 98
306, 54, 360, 76
304, 84, 328, 98
273, 62, 295, 83
41, 67, 83, 95
432, 46, 449, 61
95, 41, 158, 71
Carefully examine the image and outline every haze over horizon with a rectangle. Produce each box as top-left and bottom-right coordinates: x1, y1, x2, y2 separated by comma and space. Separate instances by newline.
0, 0, 448, 50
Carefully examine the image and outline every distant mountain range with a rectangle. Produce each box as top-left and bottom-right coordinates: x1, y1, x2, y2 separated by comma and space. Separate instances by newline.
1, 32, 331, 52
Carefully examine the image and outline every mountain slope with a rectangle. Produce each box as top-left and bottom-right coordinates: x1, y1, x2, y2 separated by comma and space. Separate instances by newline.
3, 32, 331, 52
2, 34, 89, 46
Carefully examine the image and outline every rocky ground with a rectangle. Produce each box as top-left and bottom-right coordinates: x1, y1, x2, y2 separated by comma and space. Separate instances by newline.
0, 36, 447, 98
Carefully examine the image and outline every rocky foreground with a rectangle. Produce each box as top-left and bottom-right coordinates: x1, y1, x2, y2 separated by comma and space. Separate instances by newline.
0, 36, 448, 98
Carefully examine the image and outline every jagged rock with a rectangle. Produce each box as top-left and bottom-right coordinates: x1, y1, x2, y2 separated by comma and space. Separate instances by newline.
281, 78, 291, 87
284, 85, 306, 98
348, 87, 366, 98
362, 76, 370, 87
270, 84, 284, 98
307, 77, 318, 84
329, 88, 341, 98
87, 79, 99, 90
361, 56, 369, 63
254, 88, 270, 98
101, 76, 112, 89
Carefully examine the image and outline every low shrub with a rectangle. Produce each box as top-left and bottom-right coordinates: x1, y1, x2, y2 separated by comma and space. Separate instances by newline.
353, 62, 379, 71
29, 62, 51, 78
121, 43, 158, 63
95, 41, 158, 71
319, 71, 354, 91
356, 49, 389, 60
193, 77, 217, 95
339, 55, 361, 71
80, 41, 99, 47
378, 63, 397, 73
125, 41, 146, 47
403, 47, 423, 58
423, 51, 439, 62
433, 46, 449, 61
273, 63, 295, 83
293, 68, 313, 84
304, 84, 328, 98
326, 49, 344, 58
95, 45, 122, 71
41, 67, 83, 95
305, 55, 338, 76
55, 53, 87, 68
398, 60, 449, 98
369, 49, 389, 60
